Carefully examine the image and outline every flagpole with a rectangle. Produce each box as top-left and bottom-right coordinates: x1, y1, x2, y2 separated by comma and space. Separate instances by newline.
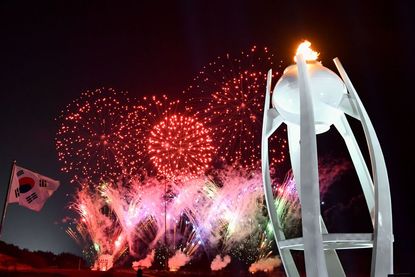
0, 160, 16, 237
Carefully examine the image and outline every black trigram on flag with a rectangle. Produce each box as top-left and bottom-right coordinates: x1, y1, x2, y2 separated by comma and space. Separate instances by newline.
39, 179, 47, 187
26, 192, 38, 204
14, 188, 20, 198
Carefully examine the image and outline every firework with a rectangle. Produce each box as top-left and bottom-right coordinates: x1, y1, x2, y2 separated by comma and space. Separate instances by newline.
118, 94, 214, 179
274, 171, 301, 238
55, 88, 131, 183
57, 45, 356, 273
148, 114, 214, 179
118, 95, 179, 177
66, 162, 350, 271
184, 46, 287, 170
273, 159, 352, 238
68, 184, 126, 269
103, 177, 166, 255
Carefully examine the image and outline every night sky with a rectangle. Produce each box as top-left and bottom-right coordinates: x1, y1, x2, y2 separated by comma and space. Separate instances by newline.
0, 0, 413, 273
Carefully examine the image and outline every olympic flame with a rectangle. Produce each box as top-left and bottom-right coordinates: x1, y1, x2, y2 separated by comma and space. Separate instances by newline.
294, 40, 319, 62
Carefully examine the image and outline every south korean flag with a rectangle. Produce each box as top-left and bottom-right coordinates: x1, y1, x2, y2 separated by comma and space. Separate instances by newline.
9, 165, 60, 212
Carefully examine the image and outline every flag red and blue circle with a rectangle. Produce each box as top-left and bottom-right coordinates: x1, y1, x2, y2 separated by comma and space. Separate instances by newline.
19, 176, 35, 194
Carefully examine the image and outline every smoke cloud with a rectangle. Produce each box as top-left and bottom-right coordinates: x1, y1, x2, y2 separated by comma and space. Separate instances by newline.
132, 250, 155, 270
319, 158, 351, 195
249, 256, 281, 273
168, 250, 191, 271
210, 255, 231, 271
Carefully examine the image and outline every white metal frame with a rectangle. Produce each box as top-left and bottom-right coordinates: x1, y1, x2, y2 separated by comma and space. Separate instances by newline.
261, 56, 393, 277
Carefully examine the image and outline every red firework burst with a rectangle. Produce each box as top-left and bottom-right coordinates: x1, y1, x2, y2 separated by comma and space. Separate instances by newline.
147, 114, 214, 179
117, 95, 182, 176
184, 46, 287, 169
55, 88, 131, 183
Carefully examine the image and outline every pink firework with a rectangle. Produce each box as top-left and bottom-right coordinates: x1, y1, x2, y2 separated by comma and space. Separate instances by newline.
148, 114, 214, 179
55, 88, 131, 183
184, 46, 287, 169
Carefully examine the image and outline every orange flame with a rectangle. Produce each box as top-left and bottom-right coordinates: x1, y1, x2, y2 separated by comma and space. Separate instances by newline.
294, 40, 319, 62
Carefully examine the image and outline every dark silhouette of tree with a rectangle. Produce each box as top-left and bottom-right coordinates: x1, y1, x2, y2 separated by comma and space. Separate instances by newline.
0, 241, 86, 269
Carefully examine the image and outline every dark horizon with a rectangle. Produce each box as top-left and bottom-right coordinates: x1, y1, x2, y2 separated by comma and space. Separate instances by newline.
0, 0, 413, 273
